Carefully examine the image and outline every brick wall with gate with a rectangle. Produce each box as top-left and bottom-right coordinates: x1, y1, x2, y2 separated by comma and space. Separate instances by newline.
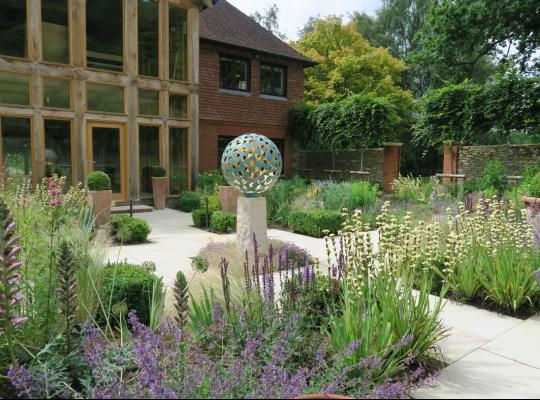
441, 143, 540, 183
293, 143, 402, 193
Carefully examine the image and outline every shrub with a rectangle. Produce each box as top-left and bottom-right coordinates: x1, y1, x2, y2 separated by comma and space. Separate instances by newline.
288, 209, 344, 238
192, 208, 213, 228
197, 170, 227, 194
350, 181, 379, 208
210, 211, 236, 233
528, 172, 540, 198
178, 191, 201, 212
480, 160, 506, 193
392, 175, 434, 204
151, 166, 166, 177
266, 176, 308, 224
87, 171, 111, 191
100, 261, 162, 325
321, 184, 353, 211
110, 215, 151, 244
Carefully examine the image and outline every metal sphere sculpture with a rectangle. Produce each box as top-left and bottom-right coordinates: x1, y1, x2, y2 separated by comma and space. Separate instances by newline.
221, 133, 282, 197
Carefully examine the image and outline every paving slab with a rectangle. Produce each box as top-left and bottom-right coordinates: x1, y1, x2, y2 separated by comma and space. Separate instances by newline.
414, 349, 540, 399
482, 317, 540, 370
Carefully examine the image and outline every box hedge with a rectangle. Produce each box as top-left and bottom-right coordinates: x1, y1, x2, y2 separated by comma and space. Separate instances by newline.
178, 191, 201, 212
87, 171, 111, 191
110, 215, 151, 244
210, 211, 236, 233
100, 261, 162, 325
287, 209, 344, 238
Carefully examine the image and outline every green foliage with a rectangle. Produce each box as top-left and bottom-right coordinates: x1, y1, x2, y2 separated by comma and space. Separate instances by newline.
292, 16, 414, 110
321, 182, 378, 211
265, 176, 308, 224
412, 0, 540, 88
445, 249, 483, 301
110, 215, 151, 244
391, 175, 435, 204
174, 271, 189, 328
250, 3, 287, 40
288, 209, 344, 238
100, 261, 162, 326
480, 160, 506, 193
197, 170, 227, 194
151, 166, 166, 178
210, 211, 236, 233
178, 191, 201, 212
414, 74, 540, 147
86, 171, 111, 191
289, 95, 402, 150
527, 172, 540, 198
478, 247, 540, 314
192, 208, 212, 228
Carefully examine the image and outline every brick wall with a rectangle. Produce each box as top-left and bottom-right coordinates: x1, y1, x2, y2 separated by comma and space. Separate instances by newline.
199, 41, 305, 176
456, 144, 540, 181
294, 144, 403, 192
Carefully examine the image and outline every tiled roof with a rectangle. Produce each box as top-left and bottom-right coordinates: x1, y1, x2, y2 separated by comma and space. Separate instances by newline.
200, 0, 315, 66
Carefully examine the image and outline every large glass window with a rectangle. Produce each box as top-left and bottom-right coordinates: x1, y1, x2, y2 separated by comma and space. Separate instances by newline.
0, 73, 30, 106
220, 56, 250, 92
44, 119, 72, 185
87, 83, 124, 113
169, 5, 188, 81
169, 127, 188, 194
139, 90, 160, 116
138, 0, 159, 77
43, 78, 70, 109
169, 94, 187, 119
261, 63, 287, 97
42, 0, 70, 64
1, 117, 32, 179
87, 0, 123, 71
139, 125, 161, 195
0, 1, 27, 58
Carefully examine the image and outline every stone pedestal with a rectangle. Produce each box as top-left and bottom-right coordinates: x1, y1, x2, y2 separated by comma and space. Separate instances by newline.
236, 196, 268, 259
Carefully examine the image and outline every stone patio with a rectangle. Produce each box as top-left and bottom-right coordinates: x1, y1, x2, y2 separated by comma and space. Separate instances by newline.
107, 208, 540, 399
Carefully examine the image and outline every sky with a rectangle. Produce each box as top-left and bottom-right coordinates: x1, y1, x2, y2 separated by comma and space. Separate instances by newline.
228, 0, 382, 41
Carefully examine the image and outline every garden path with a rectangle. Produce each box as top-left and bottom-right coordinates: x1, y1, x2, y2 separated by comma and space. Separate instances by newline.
107, 209, 540, 399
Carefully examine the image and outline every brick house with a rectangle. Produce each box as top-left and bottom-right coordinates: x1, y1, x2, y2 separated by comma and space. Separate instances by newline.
199, 0, 315, 176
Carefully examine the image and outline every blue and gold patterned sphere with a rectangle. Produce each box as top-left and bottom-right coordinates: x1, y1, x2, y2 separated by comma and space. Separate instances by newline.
221, 133, 282, 197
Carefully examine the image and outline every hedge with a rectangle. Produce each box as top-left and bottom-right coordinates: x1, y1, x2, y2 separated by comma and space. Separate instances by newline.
178, 191, 201, 212
288, 94, 400, 150
287, 209, 345, 238
110, 215, 151, 244
87, 171, 111, 191
210, 211, 236, 233
100, 261, 162, 326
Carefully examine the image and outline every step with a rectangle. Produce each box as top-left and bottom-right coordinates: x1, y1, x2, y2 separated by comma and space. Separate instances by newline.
111, 205, 154, 215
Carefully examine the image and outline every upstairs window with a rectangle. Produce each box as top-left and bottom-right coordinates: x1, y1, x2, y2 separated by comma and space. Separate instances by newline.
0, 0, 27, 58
138, 0, 159, 77
169, 5, 188, 81
86, 0, 123, 71
260, 63, 286, 97
220, 56, 250, 92
42, 0, 70, 64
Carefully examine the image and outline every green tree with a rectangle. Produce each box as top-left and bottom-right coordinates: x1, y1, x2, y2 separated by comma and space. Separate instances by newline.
412, 0, 540, 90
250, 3, 287, 40
292, 16, 415, 121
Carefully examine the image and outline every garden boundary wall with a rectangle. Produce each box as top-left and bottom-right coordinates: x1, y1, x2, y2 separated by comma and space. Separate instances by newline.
442, 143, 540, 183
293, 143, 402, 193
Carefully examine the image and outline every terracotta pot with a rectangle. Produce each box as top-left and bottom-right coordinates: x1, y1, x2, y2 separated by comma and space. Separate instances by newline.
218, 185, 240, 214
152, 176, 168, 210
89, 190, 112, 226
294, 394, 352, 400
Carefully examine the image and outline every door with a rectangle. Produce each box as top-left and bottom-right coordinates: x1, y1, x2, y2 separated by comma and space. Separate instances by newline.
87, 123, 127, 201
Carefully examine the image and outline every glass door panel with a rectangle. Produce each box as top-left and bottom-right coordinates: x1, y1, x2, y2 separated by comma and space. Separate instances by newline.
87, 124, 126, 200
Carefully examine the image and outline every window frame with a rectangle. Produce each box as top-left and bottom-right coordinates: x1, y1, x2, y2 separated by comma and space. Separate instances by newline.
260, 62, 287, 98
42, 117, 75, 184
138, 88, 161, 117
0, 115, 34, 183
0, 0, 30, 60
42, 76, 72, 110
41, 0, 72, 65
86, 82, 126, 115
0, 71, 32, 107
219, 54, 251, 93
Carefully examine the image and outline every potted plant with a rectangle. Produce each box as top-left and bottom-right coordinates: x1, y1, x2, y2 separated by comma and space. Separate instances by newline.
87, 171, 112, 226
151, 166, 168, 210
522, 172, 540, 218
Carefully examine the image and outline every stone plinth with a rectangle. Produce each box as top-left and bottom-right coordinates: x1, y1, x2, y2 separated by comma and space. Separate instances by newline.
236, 196, 268, 258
